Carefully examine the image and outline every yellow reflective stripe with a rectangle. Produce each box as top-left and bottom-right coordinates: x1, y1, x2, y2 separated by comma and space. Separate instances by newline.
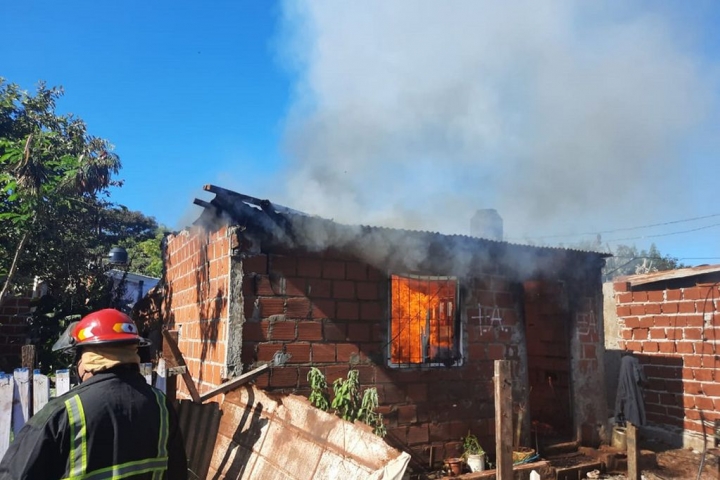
64, 395, 88, 477
152, 389, 169, 480
60, 456, 168, 480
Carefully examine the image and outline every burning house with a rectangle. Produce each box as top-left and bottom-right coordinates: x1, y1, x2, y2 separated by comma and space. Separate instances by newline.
162, 185, 610, 466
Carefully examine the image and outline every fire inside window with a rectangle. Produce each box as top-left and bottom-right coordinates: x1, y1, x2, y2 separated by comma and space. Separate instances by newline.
390, 274, 460, 366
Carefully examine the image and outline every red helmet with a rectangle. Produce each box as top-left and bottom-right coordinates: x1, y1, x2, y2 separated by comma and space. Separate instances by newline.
52, 309, 151, 352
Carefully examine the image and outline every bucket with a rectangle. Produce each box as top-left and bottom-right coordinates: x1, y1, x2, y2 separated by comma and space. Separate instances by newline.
611, 426, 627, 451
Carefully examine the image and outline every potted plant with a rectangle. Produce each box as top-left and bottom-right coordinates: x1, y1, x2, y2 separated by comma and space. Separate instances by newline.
462, 431, 486, 472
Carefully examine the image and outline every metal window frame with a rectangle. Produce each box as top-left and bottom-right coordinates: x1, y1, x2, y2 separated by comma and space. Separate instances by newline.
387, 273, 463, 369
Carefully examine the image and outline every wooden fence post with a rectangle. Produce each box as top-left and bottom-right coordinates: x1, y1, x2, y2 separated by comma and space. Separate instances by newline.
22, 345, 35, 418
495, 360, 513, 480
627, 423, 640, 480
0, 374, 13, 460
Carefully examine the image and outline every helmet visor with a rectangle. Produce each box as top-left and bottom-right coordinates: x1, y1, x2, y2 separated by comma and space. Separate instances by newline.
52, 321, 79, 352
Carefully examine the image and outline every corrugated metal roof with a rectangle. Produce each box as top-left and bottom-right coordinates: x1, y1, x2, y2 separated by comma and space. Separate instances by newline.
194, 184, 610, 258
620, 264, 720, 287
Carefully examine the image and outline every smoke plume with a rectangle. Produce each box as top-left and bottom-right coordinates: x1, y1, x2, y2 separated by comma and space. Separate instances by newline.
275, 1, 717, 245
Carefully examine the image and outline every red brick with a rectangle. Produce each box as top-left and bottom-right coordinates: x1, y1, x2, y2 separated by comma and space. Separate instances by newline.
676, 342, 695, 354
653, 316, 673, 327
632, 291, 648, 302
241, 322, 268, 342
398, 405, 418, 424
621, 330, 633, 340
270, 255, 297, 276
665, 289, 681, 301
356, 282, 380, 300
407, 425, 429, 445
693, 368, 715, 382
582, 344, 596, 359
257, 343, 282, 361
297, 257, 322, 277
336, 343, 359, 362
307, 278, 332, 298
624, 317, 640, 328
678, 302, 695, 314
312, 343, 336, 363
633, 328, 648, 340
702, 383, 720, 396
660, 302, 679, 314
649, 329, 665, 340
624, 341, 641, 352
643, 342, 659, 353
242, 254, 267, 274
407, 383, 428, 402
614, 282, 630, 292
684, 328, 702, 340
337, 301, 360, 320
333, 280, 355, 299
685, 315, 703, 327
270, 367, 298, 388
644, 304, 662, 315
325, 365, 350, 384
630, 305, 645, 316
323, 261, 346, 280
617, 305, 632, 317
638, 317, 654, 328
346, 262, 368, 281
647, 290, 664, 302
617, 292, 633, 304
348, 323, 371, 342
324, 321, 347, 341
487, 344, 505, 360
297, 321, 323, 341
269, 321, 296, 341
368, 267, 385, 281
287, 298, 311, 319
361, 302, 385, 321
684, 355, 702, 367
256, 275, 282, 296
259, 297, 285, 317
285, 343, 311, 363
312, 299, 335, 319
285, 277, 308, 297
658, 342, 674, 354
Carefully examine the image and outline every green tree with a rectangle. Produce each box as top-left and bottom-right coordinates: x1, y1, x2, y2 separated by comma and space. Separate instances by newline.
602, 243, 685, 281
0, 79, 121, 304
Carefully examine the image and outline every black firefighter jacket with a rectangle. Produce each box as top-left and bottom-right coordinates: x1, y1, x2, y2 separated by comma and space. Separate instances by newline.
0, 365, 188, 480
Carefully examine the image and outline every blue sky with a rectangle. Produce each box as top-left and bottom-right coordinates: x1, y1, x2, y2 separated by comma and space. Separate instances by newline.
4, 1, 720, 266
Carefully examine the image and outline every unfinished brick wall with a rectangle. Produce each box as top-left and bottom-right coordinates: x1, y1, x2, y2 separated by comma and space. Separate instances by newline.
0, 297, 31, 371
163, 226, 231, 395
613, 280, 720, 442
238, 251, 524, 463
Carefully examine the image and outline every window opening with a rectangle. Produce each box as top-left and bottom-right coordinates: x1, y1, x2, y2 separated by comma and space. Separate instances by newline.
389, 274, 460, 366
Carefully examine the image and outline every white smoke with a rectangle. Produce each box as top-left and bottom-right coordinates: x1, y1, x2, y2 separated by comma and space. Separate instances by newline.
274, 1, 717, 245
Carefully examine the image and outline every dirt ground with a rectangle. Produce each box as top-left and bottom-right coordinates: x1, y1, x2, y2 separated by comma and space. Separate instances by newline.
642, 446, 719, 480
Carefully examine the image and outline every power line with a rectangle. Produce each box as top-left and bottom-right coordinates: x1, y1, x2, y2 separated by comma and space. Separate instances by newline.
510, 212, 720, 241
605, 222, 720, 243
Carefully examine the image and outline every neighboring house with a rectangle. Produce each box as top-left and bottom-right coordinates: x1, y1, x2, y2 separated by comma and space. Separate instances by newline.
605, 265, 720, 450
163, 185, 610, 464
107, 269, 160, 311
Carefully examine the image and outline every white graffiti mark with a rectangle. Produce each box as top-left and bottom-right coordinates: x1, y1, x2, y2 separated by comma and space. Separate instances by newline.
576, 308, 597, 336
471, 304, 504, 333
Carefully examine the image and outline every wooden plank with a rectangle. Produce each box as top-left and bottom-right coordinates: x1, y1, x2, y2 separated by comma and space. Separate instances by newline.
495, 360, 513, 480
162, 331, 178, 404
33, 370, 50, 413
162, 329, 201, 403
198, 364, 269, 402
0, 374, 13, 460
22, 345, 35, 418
155, 359, 167, 394
627, 423, 640, 480
12, 368, 30, 435
55, 369, 71, 396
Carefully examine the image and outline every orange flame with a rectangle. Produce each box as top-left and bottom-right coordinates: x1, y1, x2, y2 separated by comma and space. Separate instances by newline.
390, 275, 456, 364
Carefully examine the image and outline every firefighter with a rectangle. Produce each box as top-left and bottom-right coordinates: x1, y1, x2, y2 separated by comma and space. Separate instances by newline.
0, 309, 188, 480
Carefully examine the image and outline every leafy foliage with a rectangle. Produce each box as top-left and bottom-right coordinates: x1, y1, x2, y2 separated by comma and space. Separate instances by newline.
305, 368, 386, 437
0, 79, 164, 371
462, 431, 485, 458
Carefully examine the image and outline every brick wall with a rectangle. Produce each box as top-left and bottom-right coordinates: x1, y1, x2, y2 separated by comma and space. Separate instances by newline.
163, 226, 232, 394
0, 297, 31, 372
239, 251, 524, 463
613, 280, 720, 442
